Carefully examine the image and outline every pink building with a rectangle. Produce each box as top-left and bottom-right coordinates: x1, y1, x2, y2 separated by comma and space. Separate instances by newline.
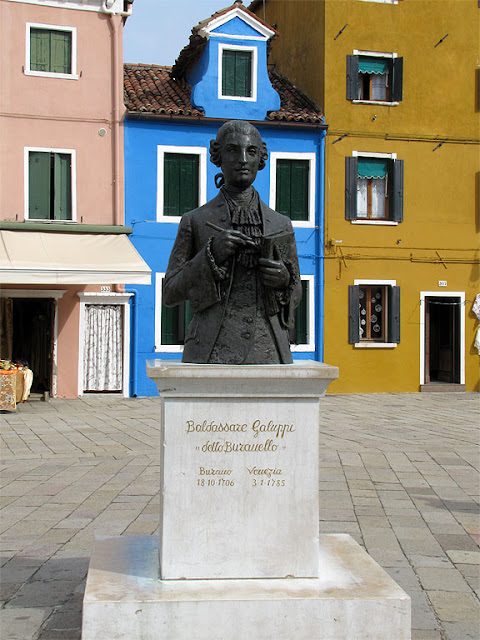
0, 0, 150, 398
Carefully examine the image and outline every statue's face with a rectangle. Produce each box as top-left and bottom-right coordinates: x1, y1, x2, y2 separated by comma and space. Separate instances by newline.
220, 131, 261, 190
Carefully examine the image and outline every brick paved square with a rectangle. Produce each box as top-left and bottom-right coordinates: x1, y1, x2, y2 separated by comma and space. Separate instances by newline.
1, 393, 478, 639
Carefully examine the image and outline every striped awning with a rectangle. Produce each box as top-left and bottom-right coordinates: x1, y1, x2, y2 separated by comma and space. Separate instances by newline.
358, 57, 389, 75
357, 158, 388, 179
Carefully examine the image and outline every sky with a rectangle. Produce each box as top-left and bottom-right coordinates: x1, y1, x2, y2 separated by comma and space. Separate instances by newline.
123, 0, 235, 66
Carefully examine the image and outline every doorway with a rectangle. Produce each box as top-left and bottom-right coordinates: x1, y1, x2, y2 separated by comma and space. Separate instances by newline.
11, 298, 54, 395
421, 293, 465, 390
82, 304, 124, 393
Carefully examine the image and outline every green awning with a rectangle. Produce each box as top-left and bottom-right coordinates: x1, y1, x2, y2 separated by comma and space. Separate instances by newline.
357, 158, 387, 179
358, 57, 389, 75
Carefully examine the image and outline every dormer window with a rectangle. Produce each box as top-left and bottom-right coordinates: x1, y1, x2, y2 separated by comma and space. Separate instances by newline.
218, 43, 257, 101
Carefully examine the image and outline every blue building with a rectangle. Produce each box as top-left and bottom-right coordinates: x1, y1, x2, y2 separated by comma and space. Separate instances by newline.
124, 1, 326, 396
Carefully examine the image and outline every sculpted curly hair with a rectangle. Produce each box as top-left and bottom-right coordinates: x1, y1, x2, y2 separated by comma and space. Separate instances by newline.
210, 120, 268, 171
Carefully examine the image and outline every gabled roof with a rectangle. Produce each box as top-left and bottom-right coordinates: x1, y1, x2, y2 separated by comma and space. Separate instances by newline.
124, 63, 324, 123
171, 1, 277, 80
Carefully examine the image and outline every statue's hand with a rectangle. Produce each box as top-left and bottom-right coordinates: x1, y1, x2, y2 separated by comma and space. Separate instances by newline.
211, 229, 255, 264
258, 258, 290, 289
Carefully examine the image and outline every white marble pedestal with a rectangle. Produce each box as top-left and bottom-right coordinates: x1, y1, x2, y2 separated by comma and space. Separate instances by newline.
82, 534, 411, 640
82, 361, 411, 639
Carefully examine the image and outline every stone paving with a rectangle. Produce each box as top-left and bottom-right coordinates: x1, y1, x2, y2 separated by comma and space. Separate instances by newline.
0, 392, 479, 640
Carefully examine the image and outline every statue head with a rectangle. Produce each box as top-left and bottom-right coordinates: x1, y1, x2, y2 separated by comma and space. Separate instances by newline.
210, 121, 268, 190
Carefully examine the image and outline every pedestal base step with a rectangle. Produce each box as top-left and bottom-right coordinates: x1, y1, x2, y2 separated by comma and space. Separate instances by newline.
82, 534, 411, 640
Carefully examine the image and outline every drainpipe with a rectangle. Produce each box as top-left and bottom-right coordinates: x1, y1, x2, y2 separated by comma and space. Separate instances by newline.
316, 129, 327, 362
125, 287, 139, 397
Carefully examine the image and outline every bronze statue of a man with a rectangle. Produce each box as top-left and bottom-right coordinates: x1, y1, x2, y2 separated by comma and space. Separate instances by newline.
163, 120, 302, 364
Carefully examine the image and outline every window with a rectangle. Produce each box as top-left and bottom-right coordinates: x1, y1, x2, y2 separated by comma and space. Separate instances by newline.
26, 148, 75, 221
347, 53, 403, 103
269, 152, 316, 227
348, 281, 400, 347
157, 146, 207, 222
345, 154, 403, 223
218, 43, 257, 101
161, 300, 193, 346
26, 23, 77, 79
289, 275, 315, 352
155, 273, 193, 352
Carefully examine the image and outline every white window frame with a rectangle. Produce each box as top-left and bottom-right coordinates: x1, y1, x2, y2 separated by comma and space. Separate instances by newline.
290, 274, 315, 353
218, 42, 258, 102
353, 279, 398, 348
24, 147, 77, 222
351, 151, 397, 226
352, 50, 399, 106
25, 23, 78, 80
419, 291, 465, 386
157, 146, 207, 223
77, 292, 133, 398
269, 151, 316, 228
155, 272, 184, 353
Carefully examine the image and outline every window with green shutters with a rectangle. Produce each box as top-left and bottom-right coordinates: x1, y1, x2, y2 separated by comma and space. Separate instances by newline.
345, 155, 404, 223
346, 54, 403, 103
276, 159, 309, 221
28, 151, 72, 220
348, 283, 400, 345
161, 300, 193, 346
222, 49, 252, 97
164, 153, 199, 216
29, 27, 73, 75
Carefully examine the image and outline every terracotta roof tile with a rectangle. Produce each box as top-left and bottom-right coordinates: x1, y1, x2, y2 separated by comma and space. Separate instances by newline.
124, 64, 204, 117
124, 64, 324, 123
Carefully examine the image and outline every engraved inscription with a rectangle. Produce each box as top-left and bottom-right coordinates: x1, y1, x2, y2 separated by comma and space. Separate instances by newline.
188, 417, 296, 490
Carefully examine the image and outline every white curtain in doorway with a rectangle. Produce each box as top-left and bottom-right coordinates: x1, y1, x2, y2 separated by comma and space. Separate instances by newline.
83, 304, 122, 391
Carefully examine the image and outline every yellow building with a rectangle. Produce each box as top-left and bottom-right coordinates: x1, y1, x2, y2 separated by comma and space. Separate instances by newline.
251, 0, 479, 393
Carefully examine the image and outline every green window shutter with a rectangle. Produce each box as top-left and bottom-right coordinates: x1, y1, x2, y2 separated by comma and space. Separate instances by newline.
388, 159, 404, 222
164, 154, 199, 216
391, 58, 403, 102
234, 51, 251, 97
30, 29, 50, 72
290, 160, 309, 221
51, 30, 71, 74
276, 159, 309, 221
276, 160, 291, 217
348, 285, 360, 344
388, 286, 401, 343
222, 50, 251, 97
345, 156, 358, 220
29, 152, 51, 219
161, 301, 192, 345
161, 304, 179, 345
53, 153, 72, 220
222, 50, 235, 96
346, 55, 359, 100
292, 281, 308, 344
